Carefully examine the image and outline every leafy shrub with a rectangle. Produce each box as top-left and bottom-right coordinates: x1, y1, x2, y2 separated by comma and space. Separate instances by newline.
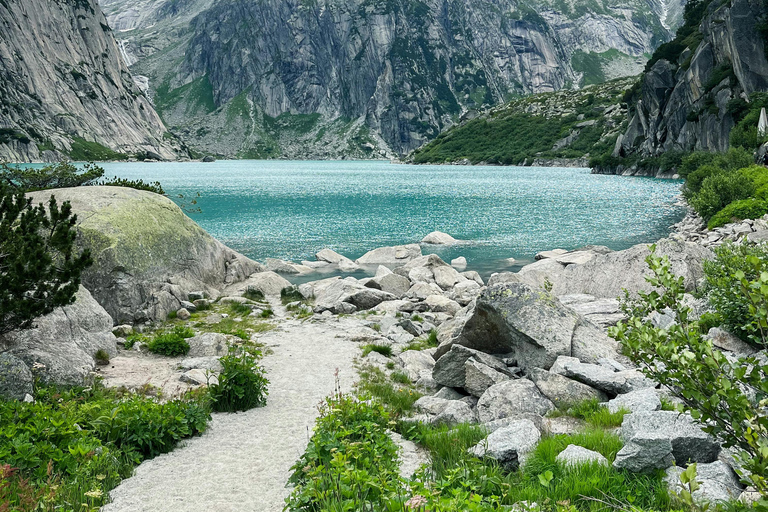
390, 371, 411, 384
227, 302, 252, 316
610, 247, 768, 500
94, 349, 110, 365
730, 92, 768, 150
703, 242, 768, 344
146, 326, 194, 357
259, 308, 274, 318
98, 177, 164, 195
1, 186, 92, 335
688, 171, 755, 221
707, 198, 768, 228
209, 345, 268, 412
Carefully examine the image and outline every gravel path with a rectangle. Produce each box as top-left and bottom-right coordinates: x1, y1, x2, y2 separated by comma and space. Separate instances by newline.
102, 313, 360, 512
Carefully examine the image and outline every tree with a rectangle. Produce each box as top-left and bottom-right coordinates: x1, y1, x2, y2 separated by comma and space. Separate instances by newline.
0, 184, 92, 335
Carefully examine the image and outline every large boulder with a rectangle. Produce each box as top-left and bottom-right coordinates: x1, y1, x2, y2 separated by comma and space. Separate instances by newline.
468, 419, 540, 471
404, 254, 466, 290
0, 286, 117, 385
432, 345, 509, 389
476, 379, 555, 423
356, 244, 422, 265
528, 367, 608, 408
438, 283, 618, 368
421, 231, 460, 245
550, 356, 653, 396
27, 187, 262, 324
516, 239, 713, 298
225, 271, 291, 297
620, 411, 721, 464
344, 289, 397, 310
613, 433, 675, 472
0, 353, 34, 400
664, 462, 743, 504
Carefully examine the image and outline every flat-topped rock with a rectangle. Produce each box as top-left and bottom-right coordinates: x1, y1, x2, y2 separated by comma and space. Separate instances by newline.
356, 244, 422, 265
422, 231, 461, 245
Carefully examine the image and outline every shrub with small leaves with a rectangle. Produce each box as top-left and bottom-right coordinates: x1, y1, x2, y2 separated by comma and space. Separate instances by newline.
209, 345, 269, 412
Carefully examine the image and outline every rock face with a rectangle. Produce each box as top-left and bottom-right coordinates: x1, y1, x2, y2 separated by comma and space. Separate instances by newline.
0, 286, 117, 386
0, 353, 34, 400
26, 187, 262, 324
102, 0, 682, 158
609, 0, 768, 173
0, 0, 178, 162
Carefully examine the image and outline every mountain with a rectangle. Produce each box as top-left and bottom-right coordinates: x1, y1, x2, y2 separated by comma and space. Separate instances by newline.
102, 0, 685, 159
608, 0, 768, 174
0, 0, 179, 162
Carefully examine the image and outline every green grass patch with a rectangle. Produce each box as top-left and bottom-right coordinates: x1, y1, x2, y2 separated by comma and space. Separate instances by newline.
69, 137, 128, 161
361, 344, 393, 357
356, 365, 421, 417
390, 371, 411, 384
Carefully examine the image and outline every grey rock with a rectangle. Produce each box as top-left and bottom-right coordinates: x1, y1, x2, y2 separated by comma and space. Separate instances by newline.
344, 289, 397, 310
176, 308, 191, 321
1, 286, 117, 386
606, 388, 661, 414
112, 324, 134, 337
179, 356, 223, 372
464, 358, 511, 397
468, 419, 541, 471
664, 462, 743, 504
621, 411, 720, 464
433, 345, 509, 388
613, 433, 675, 472
0, 354, 34, 401
186, 332, 230, 357
180, 300, 197, 313
432, 400, 476, 426
180, 369, 218, 386
550, 356, 653, 396
425, 295, 461, 315
451, 257, 468, 270
528, 367, 608, 409
374, 274, 412, 297
188, 291, 206, 301
705, 328, 757, 355
434, 387, 465, 400
422, 231, 459, 245
228, 271, 292, 298
398, 350, 436, 382
556, 445, 609, 467
356, 245, 422, 265
476, 379, 555, 423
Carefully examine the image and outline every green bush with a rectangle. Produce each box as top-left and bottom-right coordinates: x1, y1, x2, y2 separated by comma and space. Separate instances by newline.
688, 171, 755, 221
280, 286, 304, 305
704, 242, 768, 344
707, 198, 768, 228
610, 247, 768, 499
209, 345, 269, 412
146, 325, 194, 356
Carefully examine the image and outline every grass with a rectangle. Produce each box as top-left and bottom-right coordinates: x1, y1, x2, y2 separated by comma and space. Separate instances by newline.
399, 421, 488, 477
68, 137, 128, 161
390, 371, 411, 384
548, 398, 628, 429
403, 329, 439, 351
356, 365, 422, 417
227, 302, 252, 316
243, 289, 266, 302
361, 344, 393, 357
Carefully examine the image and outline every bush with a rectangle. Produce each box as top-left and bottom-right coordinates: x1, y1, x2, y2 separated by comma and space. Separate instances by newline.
209, 345, 269, 412
610, 247, 768, 499
688, 171, 755, 221
707, 198, 768, 228
0, 186, 92, 335
146, 325, 194, 356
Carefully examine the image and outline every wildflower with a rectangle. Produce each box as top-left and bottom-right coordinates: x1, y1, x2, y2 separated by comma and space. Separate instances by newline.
84, 489, 103, 499
405, 495, 428, 509
96, 474, 106, 481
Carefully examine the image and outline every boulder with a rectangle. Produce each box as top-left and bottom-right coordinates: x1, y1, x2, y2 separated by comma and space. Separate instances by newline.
373, 273, 411, 297
226, 271, 291, 297
178, 356, 223, 372
27, 187, 262, 324
528, 367, 608, 408
438, 283, 578, 368
704, 327, 758, 355
186, 332, 230, 358
462, 271, 484, 286
406, 282, 444, 300
554, 251, 598, 266
559, 295, 624, 328
613, 433, 675, 472
0, 353, 34, 400
413, 396, 475, 425
464, 359, 511, 397
450, 280, 483, 306
179, 369, 218, 386
433, 345, 509, 388
605, 388, 661, 414
571, 321, 622, 364
316, 249, 359, 272
398, 350, 436, 381
1, 286, 117, 386
266, 258, 308, 274
434, 387, 465, 400
476, 379, 555, 423
556, 445, 609, 467
356, 244, 422, 265
535, 249, 569, 260
422, 231, 460, 245
112, 325, 134, 337
425, 295, 461, 315
404, 254, 465, 290
620, 411, 720, 464
176, 308, 191, 321
451, 257, 468, 270
550, 356, 653, 396
345, 289, 398, 310
664, 462, 743, 504
468, 419, 540, 471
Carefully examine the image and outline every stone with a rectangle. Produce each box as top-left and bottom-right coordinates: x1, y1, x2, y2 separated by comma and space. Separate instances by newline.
180, 369, 218, 386
316, 248, 358, 270
664, 462, 743, 504
571, 321, 622, 364
556, 445, 609, 467
559, 295, 624, 328
178, 356, 223, 372
544, 416, 586, 436
225, 271, 291, 297
621, 411, 721, 464
434, 387, 464, 400
194, 299, 211, 309
186, 332, 230, 357
439, 283, 577, 368
356, 244, 422, 265
433, 345, 509, 388
476, 379, 555, 423
422, 231, 460, 245
176, 308, 191, 320
112, 325, 134, 337
188, 291, 206, 301
554, 251, 597, 266
432, 400, 476, 426
344, 289, 397, 310
265, 258, 304, 274
550, 356, 653, 396
705, 327, 758, 355
406, 282, 444, 300
27, 187, 262, 324
535, 249, 569, 260
398, 350, 436, 381
450, 280, 483, 305
606, 388, 661, 414
180, 300, 197, 313
0, 353, 34, 400
1, 286, 117, 386
468, 419, 540, 471
528, 367, 608, 409
374, 274, 411, 297
425, 295, 461, 315
462, 271, 484, 286
451, 257, 468, 270
463, 358, 511, 397
375, 265, 393, 277
613, 433, 675, 472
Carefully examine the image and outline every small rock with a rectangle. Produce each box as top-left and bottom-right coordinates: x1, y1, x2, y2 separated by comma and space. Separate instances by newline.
468, 419, 540, 471
0, 353, 34, 401
613, 433, 675, 472
705, 327, 758, 355
180, 369, 218, 386
180, 300, 197, 313
606, 388, 660, 414
188, 291, 206, 301
556, 445, 609, 467
476, 379, 555, 423
451, 257, 468, 270
176, 308, 191, 320
112, 325, 134, 337
422, 231, 460, 245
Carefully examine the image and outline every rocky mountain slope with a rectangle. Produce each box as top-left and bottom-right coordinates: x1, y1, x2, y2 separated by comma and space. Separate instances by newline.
611, 0, 768, 169
102, 0, 685, 158
0, 0, 179, 162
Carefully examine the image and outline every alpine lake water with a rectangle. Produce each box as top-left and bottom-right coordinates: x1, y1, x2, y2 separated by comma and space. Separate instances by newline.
91, 160, 684, 282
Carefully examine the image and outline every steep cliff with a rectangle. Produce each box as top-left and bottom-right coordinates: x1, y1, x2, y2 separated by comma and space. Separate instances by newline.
612, 0, 768, 170
0, 0, 178, 162
103, 0, 684, 158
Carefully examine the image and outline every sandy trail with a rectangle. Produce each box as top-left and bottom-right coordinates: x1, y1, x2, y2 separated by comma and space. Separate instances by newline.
102, 311, 360, 512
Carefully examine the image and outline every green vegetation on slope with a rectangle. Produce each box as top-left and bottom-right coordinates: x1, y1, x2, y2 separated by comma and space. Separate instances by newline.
409, 77, 633, 165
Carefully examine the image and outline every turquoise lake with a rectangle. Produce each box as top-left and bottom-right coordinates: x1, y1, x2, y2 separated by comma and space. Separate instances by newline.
96, 160, 685, 279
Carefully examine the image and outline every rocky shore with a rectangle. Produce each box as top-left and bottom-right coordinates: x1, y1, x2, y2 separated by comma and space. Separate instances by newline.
0, 186, 760, 507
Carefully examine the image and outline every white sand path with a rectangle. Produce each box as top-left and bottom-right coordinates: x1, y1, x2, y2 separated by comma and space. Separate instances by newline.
102, 313, 360, 512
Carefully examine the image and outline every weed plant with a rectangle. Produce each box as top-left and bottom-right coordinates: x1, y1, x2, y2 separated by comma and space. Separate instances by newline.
209, 345, 269, 412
